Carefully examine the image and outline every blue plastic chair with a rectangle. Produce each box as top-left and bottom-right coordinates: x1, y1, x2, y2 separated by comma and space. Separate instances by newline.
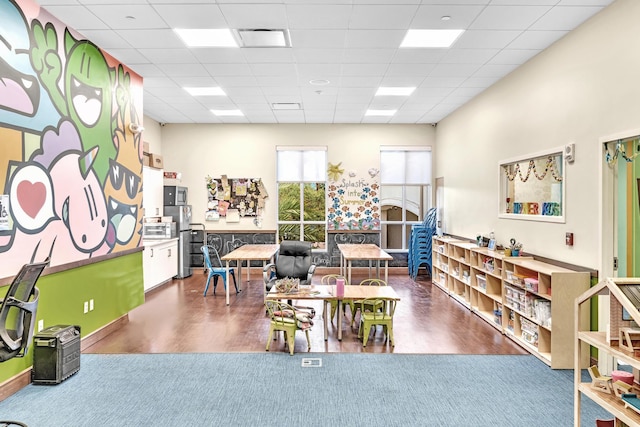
201, 245, 238, 296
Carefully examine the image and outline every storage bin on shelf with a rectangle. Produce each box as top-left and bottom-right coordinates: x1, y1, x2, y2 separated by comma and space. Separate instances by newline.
476, 274, 487, 291
524, 277, 539, 292
520, 317, 539, 347
494, 304, 503, 326
505, 285, 526, 312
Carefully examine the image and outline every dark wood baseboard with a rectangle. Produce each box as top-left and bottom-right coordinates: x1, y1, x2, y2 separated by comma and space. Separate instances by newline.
0, 369, 31, 402
81, 314, 129, 352
0, 314, 129, 402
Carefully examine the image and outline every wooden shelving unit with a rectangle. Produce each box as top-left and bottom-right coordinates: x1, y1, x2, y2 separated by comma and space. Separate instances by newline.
432, 235, 590, 369
575, 278, 640, 427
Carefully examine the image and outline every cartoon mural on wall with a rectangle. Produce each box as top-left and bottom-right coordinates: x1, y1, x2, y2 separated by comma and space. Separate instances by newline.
0, 0, 144, 277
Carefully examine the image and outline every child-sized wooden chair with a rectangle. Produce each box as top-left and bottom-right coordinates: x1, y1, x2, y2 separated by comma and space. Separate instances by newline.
587, 365, 612, 394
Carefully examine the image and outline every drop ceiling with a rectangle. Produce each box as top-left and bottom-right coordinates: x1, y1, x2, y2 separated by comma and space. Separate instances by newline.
38, 0, 614, 124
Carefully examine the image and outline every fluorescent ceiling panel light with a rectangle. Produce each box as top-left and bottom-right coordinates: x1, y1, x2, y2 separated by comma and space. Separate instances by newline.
184, 87, 226, 96
174, 29, 238, 47
235, 29, 291, 48
365, 109, 397, 116
211, 109, 244, 116
272, 103, 301, 110
400, 29, 464, 48
375, 87, 416, 96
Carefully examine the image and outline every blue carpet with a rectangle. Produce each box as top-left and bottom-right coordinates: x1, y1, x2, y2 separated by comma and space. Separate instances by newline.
0, 353, 609, 426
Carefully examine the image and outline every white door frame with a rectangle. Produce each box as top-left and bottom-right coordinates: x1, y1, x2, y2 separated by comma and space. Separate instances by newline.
598, 128, 640, 372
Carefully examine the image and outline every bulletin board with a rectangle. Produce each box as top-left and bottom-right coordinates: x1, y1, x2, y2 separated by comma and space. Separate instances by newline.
205, 175, 268, 222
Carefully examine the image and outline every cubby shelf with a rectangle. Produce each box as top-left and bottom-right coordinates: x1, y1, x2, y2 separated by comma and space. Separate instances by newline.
432, 235, 590, 369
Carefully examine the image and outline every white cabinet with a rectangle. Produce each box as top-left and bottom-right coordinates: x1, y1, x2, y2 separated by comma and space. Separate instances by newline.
143, 166, 164, 218
143, 238, 178, 292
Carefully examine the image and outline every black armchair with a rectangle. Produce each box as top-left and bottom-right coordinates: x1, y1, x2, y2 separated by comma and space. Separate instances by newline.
263, 241, 316, 292
0, 258, 49, 362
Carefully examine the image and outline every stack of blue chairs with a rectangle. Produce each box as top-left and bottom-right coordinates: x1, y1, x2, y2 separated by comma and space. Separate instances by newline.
408, 208, 437, 280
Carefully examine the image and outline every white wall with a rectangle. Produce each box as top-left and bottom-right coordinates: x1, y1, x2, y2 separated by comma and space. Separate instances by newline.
435, 0, 640, 271
160, 124, 435, 230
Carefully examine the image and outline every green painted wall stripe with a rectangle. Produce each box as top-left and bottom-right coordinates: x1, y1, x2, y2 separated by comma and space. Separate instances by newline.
0, 253, 143, 383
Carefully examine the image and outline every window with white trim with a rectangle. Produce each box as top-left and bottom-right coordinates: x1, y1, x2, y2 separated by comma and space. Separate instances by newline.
276, 147, 327, 248
380, 147, 432, 250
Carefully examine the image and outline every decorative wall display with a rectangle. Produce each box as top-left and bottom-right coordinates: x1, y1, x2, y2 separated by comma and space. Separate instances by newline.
205, 175, 267, 221
499, 148, 566, 223
0, 0, 144, 277
326, 163, 380, 231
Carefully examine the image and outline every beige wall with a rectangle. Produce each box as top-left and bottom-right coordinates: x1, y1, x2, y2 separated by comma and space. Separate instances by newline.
142, 115, 163, 154
435, 0, 639, 271
159, 124, 435, 230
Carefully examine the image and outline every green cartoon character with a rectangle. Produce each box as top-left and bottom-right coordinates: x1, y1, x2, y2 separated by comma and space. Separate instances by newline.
30, 23, 116, 185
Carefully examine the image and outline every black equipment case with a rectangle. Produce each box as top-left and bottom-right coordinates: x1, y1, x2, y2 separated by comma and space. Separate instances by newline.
32, 325, 80, 385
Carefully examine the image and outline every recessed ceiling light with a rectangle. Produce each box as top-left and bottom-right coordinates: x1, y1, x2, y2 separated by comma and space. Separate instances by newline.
272, 103, 301, 110
184, 87, 226, 96
309, 79, 330, 86
235, 29, 291, 48
375, 87, 416, 96
211, 109, 244, 117
365, 109, 397, 117
441, 16, 451, 21
174, 29, 238, 48
400, 29, 464, 48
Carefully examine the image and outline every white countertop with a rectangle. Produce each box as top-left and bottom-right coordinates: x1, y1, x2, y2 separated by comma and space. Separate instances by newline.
142, 237, 179, 247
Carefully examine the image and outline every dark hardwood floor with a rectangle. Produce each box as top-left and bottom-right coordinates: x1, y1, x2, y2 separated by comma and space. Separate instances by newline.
83, 268, 528, 355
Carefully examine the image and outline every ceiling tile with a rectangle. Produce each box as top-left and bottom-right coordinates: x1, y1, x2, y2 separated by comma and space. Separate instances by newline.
530, 6, 605, 31
138, 48, 198, 64
204, 63, 253, 76
286, 5, 352, 29
40, 0, 615, 124
85, 5, 167, 30
214, 76, 259, 87
219, 3, 288, 28
411, 5, 485, 28
79, 30, 132, 49
293, 48, 344, 64
440, 48, 500, 64
488, 49, 540, 65
507, 30, 569, 49
454, 30, 522, 49
470, 6, 553, 30
153, 4, 226, 28
348, 5, 418, 29
289, 30, 347, 48
191, 49, 247, 64
114, 29, 184, 49
241, 48, 295, 63
43, 5, 108, 30
345, 30, 406, 48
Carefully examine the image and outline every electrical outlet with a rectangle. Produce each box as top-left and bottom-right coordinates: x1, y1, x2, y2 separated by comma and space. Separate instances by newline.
83, 301, 89, 313
37, 319, 44, 332
89, 299, 94, 311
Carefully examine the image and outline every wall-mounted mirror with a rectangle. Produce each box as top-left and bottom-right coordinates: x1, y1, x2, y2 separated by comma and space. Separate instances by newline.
499, 146, 565, 223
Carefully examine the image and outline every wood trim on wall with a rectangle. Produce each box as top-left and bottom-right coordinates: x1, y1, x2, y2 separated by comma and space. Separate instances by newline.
0, 314, 129, 402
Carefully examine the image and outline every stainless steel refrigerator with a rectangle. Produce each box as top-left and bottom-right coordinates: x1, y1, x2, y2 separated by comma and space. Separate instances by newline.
164, 205, 192, 278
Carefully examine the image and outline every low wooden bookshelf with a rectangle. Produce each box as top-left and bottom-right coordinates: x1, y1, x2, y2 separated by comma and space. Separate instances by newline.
432, 235, 590, 369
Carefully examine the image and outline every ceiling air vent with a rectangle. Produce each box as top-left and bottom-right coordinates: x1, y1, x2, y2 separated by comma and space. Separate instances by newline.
235, 29, 291, 48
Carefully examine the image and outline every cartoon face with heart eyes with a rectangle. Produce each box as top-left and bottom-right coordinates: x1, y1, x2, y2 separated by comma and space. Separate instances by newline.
0, 120, 108, 273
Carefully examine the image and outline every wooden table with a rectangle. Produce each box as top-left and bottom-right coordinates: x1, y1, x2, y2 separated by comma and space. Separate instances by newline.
267, 284, 400, 341
221, 244, 279, 305
338, 244, 393, 284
